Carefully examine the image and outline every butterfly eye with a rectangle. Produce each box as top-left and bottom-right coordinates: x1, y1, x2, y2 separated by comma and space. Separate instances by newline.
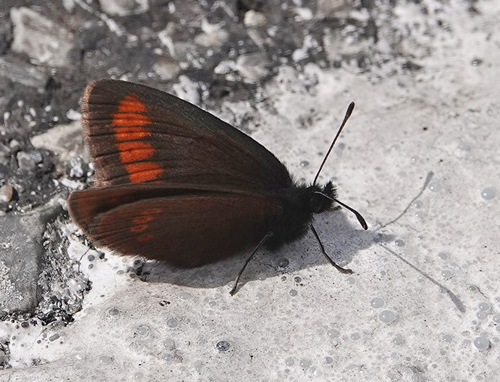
309, 193, 331, 213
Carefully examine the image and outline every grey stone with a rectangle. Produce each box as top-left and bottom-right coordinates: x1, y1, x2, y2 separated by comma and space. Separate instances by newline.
0, 16, 13, 56
10, 7, 74, 67
194, 19, 229, 48
31, 121, 84, 163
0, 204, 62, 313
243, 11, 267, 27
30, 151, 43, 165
153, 57, 182, 81
16, 151, 35, 171
0, 57, 49, 89
236, 52, 271, 81
0, 184, 14, 204
317, 0, 349, 19
98, 0, 149, 16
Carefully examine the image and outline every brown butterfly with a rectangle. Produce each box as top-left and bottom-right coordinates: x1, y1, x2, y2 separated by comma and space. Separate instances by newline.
68, 80, 367, 294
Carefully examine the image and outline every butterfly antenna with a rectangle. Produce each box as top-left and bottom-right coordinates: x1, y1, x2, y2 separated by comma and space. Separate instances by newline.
315, 191, 368, 230
313, 102, 355, 186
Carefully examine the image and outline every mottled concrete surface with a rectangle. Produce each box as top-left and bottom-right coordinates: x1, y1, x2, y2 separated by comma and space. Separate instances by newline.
1, 0, 499, 380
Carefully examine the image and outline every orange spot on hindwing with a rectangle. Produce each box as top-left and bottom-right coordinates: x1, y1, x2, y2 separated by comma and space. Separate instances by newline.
137, 233, 155, 243
129, 208, 162, 242
130, 225, 148, 233
132, 215, 156, 225
111, 95, 163, 183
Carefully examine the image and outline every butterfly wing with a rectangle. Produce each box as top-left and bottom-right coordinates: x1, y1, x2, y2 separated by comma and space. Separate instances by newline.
68, 184, 282, 267
83, 80, 292, 190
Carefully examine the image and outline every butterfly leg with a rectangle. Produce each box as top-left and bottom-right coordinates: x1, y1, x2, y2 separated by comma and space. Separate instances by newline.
310, 224, 353, 274
229, 232, 274, 296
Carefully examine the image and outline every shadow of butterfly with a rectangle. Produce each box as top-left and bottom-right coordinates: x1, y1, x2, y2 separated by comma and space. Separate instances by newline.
68, 80, 367, 294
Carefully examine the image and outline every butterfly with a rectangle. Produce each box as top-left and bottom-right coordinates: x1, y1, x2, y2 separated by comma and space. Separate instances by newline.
68, 80, 367, 294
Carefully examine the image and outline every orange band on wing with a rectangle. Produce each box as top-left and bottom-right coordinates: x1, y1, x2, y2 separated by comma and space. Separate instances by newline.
125, 162, 163, 183
137, 233, 154, 242
114, 129, 151, 141
132, 215, 156, 225
116, 96, 148, 112
116, 141, 155, 163
129, 207, 162, 239
129, 225, 148, 233
112, 115, 151, 127
112, 95, 163, 183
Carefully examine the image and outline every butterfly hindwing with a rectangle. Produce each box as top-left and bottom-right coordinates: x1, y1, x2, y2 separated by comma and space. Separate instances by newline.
83, 80, 292, 190
68, 185, 283, 267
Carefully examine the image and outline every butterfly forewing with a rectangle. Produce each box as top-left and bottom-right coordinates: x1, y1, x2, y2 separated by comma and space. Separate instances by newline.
83, 80, 292, 190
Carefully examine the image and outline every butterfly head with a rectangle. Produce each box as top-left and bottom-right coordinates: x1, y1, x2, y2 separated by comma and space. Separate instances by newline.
309, 181, 337, 214
310, 181, 368, 230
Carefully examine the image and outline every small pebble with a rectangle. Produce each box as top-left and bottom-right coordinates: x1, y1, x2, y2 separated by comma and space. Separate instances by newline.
413, 200, 423, 208
393, 336, 404, 345
473, 337, 490, 351
371, 298, 385, 308
441, 270, 453, 279
481, 188, 495, 200
327, 329, 340, 338
0, 184, 14, 203
278, 258, 289, 268
216, 340, 231, 351
429, 181, 443, 192
443, 334, 453, 343
379, 310, 397, 324
478, 302, 491, 312
136, 325, 150, 336
477, 311, 488, 320
49, 333, 60, 341
166, 318, 178, 328
300, 358, 311, 368
438, 252, 449, 260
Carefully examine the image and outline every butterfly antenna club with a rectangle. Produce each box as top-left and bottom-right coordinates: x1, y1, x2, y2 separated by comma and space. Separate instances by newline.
315, 191, 368, 230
